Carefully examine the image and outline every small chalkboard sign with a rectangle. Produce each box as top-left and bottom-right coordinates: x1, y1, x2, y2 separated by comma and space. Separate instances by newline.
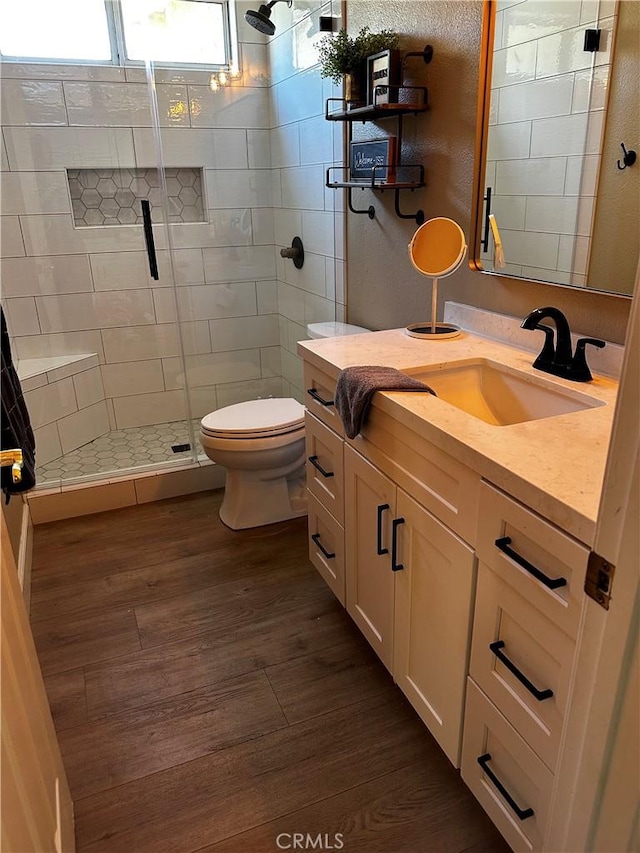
350, 138, 397, 184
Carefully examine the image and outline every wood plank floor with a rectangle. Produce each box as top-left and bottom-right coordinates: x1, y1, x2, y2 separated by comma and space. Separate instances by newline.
31, 490, 510, 853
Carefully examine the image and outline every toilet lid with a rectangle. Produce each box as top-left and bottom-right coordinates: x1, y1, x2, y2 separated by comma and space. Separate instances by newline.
201, 398, 305, 438
307, 321, 370, 339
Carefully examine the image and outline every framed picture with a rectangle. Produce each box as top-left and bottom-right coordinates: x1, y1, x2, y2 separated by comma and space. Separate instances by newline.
350, 138, 397, 184
367, 49, 401, 106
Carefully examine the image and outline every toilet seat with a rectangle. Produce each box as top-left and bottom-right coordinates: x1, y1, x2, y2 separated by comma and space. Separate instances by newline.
201, 398, 305, 440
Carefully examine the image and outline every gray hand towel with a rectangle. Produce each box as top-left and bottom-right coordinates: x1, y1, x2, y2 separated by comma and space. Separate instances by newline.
335, 365, 436, 439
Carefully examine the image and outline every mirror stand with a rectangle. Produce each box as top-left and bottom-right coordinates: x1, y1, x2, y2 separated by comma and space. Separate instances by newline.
407, 218, 467, 340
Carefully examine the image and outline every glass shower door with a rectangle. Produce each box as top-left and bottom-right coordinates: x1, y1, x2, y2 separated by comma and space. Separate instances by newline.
0, 29, 195, 486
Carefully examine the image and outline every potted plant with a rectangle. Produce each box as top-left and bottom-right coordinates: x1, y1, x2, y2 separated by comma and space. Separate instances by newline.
318, 26, 399, 105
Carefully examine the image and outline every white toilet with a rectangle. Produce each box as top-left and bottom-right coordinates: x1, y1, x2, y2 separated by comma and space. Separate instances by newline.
199, 321, 370, 530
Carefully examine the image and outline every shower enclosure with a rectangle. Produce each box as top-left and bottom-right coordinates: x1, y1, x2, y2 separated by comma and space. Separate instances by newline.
0, 0, 340, 490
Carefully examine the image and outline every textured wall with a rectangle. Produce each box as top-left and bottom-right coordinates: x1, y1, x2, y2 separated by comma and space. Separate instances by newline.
345, 0, 632, 344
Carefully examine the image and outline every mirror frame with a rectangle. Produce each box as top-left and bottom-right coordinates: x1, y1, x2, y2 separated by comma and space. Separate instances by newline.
469, 0, 633, 300
470, 1, 495, 275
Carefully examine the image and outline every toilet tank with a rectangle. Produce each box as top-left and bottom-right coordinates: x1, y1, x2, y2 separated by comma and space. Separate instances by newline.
307, 321, 370, 339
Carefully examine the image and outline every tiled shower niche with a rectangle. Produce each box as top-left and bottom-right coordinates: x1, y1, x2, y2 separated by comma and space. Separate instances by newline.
68, 167, 205, 227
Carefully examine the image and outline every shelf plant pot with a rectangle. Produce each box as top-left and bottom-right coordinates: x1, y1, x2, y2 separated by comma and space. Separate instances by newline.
345, 69, 367, 107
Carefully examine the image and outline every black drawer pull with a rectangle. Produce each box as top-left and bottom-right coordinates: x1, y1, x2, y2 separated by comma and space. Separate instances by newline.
490, 640, 554, 701
308, 455, 334, 478
307, 387, 335, 407
311, 533, 335, 560
477, 753, 534, 821
495, 536, 567, 590
391, 517, 405, 571
377, 503, 390, 555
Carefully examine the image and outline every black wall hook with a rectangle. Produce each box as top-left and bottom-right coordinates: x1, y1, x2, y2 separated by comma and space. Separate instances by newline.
617, 142, 636, 170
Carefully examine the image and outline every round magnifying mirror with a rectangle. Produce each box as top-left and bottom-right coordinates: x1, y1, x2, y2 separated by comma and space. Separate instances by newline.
407, 217, 467, 339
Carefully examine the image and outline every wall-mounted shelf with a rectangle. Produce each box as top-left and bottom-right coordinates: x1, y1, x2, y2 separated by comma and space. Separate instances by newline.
326, 165, 425, 191
325, 89, 429, 122
324, 48, 433, 225
326, 166, 426, 222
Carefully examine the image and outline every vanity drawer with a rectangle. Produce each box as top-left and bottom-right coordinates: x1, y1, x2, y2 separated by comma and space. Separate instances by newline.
476, 482, 588, 638
307, 491, 345, 605
462, 679, 553, 853
471, 565, 575, 771
305, 413, 344, 524
303, 363, 343, 437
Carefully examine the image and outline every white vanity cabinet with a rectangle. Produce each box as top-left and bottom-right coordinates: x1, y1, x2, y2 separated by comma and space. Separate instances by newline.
299, 328, 616, 853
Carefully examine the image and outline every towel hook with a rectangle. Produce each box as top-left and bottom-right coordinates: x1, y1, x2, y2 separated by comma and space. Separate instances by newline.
617, 142, 636, 170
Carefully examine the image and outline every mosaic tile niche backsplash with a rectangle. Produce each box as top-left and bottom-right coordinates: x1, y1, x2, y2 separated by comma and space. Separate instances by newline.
68, 167, 205, 227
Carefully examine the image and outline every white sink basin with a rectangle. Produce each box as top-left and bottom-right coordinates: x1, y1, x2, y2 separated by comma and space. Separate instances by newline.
404, 358, 605, 426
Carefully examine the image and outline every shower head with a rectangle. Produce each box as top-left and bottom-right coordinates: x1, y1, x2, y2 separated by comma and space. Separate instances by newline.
245, 4, 275, 35
244, 0, 292, 36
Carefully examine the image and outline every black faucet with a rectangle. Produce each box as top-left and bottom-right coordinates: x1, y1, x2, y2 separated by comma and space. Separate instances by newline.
521, 306, 605, 382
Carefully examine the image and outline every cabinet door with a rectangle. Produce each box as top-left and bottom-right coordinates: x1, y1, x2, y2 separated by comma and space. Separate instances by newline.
345, 445, 396, 671
1, 509, 75, 853
393, 489, 476, 767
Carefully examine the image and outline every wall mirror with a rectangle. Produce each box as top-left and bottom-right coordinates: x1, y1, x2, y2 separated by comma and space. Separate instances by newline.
471, 0, 638, 297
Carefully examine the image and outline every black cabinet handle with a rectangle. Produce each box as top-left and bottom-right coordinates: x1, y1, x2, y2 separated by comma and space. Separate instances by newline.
141, 199, 159, 280
495, 536, 567, 590
308, 455, 334, 478
477, 753, 534, 821
391, 517, 405, 571
307, 388, 335, 407
377, 503, 389, 555
311, 533, 335, 560
490, 640, 554, 701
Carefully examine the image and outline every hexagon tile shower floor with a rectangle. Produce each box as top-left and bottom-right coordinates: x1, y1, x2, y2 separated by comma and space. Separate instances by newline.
37, 420, 201, 483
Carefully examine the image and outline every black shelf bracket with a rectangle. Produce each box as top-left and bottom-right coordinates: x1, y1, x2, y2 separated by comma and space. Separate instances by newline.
348, 187, 375, 219
394, 189, 424, 225
401, 44, 434, 75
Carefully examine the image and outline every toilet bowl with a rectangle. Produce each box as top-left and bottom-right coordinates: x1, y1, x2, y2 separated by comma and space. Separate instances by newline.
200, 398, 306, 530
199, 320, 370, 530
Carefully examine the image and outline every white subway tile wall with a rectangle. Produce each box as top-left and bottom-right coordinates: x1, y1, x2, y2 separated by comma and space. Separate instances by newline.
484, 0, 617, 284
1, 0, 340, 481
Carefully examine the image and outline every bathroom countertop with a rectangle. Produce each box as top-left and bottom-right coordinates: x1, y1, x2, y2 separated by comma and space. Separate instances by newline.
297, 329, 619, 546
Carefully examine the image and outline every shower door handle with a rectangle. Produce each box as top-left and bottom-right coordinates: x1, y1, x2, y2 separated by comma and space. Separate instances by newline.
141, 199, 159, 280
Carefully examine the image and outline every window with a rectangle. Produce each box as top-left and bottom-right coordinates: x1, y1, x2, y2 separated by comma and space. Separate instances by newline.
0, 0, 232, 67
0, 0, 113, 62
